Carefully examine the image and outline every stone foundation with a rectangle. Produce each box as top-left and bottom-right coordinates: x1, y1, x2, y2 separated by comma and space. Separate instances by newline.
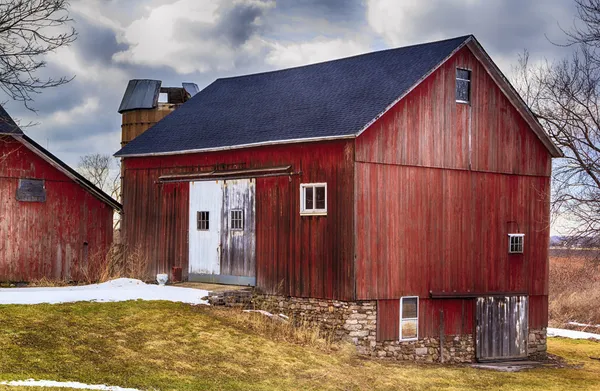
209, 292, 548, 363
252, 294, 475, 363
528, 328, 547, 360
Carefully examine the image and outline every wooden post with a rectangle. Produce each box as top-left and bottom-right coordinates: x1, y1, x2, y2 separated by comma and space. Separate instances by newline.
440, 309, 445, 363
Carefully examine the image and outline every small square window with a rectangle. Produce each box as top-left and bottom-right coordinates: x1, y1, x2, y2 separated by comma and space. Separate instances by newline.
508, 234, 524, 254
16, 178, 46, 202
300, 183, 327, 215
197, 211, 209, 230
230, 209, 244, 230
456, 68, 471, 103
400, 296, 419, 341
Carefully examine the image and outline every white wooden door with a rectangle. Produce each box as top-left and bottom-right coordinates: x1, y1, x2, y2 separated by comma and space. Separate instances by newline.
188, 180, 223, 275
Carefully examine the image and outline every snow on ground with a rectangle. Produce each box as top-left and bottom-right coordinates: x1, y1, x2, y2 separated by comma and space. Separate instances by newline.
0, 278, 209, 305
0, 379, 140, 390
548, 327, 600, 340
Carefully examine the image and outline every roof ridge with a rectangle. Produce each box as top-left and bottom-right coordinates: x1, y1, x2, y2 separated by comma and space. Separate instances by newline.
216, 35, 473, 82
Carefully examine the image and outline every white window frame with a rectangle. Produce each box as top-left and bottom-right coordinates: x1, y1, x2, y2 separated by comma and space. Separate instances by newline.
508, 233, 525, 254
456, 67, 471, 104
300, 183, 327, 216
399, 296, 419, 341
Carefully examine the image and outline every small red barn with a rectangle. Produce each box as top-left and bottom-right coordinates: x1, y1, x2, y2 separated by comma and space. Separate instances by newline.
115, 35, 562, 362
0, 106, 122, 281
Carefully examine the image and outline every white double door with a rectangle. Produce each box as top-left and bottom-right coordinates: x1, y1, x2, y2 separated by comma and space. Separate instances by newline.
188, 179, 255, 285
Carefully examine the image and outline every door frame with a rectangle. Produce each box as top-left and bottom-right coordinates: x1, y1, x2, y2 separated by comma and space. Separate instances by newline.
187, 178, 256, 286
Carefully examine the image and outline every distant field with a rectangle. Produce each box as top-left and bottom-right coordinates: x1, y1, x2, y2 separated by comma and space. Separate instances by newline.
549, 248, 600, 329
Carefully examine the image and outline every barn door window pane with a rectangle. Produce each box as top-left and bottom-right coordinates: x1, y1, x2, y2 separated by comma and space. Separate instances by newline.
400, 296, 418, 341
16, 178, 46, 202
456, 68, 471, 103
230, 209, 244, 230
197, 211, 209, 230
300, 183, 327, 215
508, 233, 524, 253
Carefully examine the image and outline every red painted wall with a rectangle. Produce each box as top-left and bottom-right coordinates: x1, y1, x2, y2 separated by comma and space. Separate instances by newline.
122, 139, 355, 300
0, 137, 114, 281
355, 46, 552, 338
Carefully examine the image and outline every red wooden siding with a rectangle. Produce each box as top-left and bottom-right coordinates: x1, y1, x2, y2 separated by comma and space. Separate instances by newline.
356, 46, 551, 177
356, 164, 550, 299
358, 45, 552, 340
121, 140, 355, 300
0, 137, 114, 281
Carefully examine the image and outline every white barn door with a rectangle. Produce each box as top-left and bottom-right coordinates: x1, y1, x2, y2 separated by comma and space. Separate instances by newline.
188, 181, 223, 275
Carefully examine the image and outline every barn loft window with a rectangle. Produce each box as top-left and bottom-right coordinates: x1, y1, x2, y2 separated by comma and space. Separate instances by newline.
230, 209, 244, 230
197, 211, 209, 230
456, 68, 471, 103
508, 233, 524, 254
300, 183, 327, 215
16, 179, 46, 202
400, 296, 419, 341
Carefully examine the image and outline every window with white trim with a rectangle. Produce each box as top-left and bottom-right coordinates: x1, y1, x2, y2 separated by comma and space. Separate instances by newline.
400, 296, 418, 341
300, 183, 327, 215
456, 68, 471, 103
508, 233, 524, 254
230, 209, 244, 230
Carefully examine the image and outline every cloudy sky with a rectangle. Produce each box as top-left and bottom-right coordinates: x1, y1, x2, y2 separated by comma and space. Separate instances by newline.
2, 0, 579, 168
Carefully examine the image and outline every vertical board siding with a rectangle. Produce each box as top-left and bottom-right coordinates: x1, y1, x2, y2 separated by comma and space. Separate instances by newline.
122, 140, 355, 300
355, 163, 550, 299
356, 46, 552, 177
0, 137, 114, 281
377, 298, 476, 341
357, 45, 552, 338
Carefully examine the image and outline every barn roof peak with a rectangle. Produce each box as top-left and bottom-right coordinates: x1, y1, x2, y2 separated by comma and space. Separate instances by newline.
114, 35, 561, 158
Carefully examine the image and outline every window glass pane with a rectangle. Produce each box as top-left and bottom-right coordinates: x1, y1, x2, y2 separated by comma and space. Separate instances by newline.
16, 179, 46, 202
305, 186, 314, 210
315, 186, 326, 209
456, 69, 470, 80
402, 297, 418, 318
401, 319, 418, 339
197, 211, 209, 230
456, 79, 469, 102
231, 210, 243, 230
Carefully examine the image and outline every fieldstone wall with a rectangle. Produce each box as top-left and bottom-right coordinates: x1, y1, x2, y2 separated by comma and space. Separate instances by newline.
528, 328, 547, 360
252, 294, 475, 363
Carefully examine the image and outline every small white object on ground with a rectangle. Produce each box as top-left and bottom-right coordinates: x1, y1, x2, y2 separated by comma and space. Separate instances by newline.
156, 273, 168, 286
548, 327, 600, 340
244, 309, 274, 317
0, 278, 209, 305
0, 379, 140, 390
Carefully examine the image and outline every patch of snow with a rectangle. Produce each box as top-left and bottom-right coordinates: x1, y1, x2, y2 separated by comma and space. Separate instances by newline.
0, 379, 140, 390
548, 327, 600, 340
0, 278, 209, 305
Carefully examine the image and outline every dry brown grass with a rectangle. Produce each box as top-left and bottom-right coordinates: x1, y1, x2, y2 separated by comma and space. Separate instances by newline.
213, 307, 342, 352
549, 249, 600, 328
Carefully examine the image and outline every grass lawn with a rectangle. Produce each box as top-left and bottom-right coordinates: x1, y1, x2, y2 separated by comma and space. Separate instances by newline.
0, 301, 599, 391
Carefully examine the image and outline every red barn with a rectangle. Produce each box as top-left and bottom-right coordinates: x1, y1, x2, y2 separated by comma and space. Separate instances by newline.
0, 106, 122, 281
115, 36, 562, 362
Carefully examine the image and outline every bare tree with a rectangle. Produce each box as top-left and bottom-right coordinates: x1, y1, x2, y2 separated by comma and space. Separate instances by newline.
511, 1, 600, 243
78, 153, 120, 201
0, 0, 77, 109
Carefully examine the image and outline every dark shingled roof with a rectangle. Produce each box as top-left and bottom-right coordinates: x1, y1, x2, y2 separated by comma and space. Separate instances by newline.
115, 35, 472, 157
0, 105, 23, 135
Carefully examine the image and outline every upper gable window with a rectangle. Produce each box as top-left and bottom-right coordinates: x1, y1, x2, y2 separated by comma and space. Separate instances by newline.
456, 68, 471, 103
16, 179, 46, 202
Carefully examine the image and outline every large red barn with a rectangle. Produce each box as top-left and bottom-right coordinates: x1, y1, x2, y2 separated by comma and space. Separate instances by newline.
115, 36, 562, 362
0, 106, 122, 282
